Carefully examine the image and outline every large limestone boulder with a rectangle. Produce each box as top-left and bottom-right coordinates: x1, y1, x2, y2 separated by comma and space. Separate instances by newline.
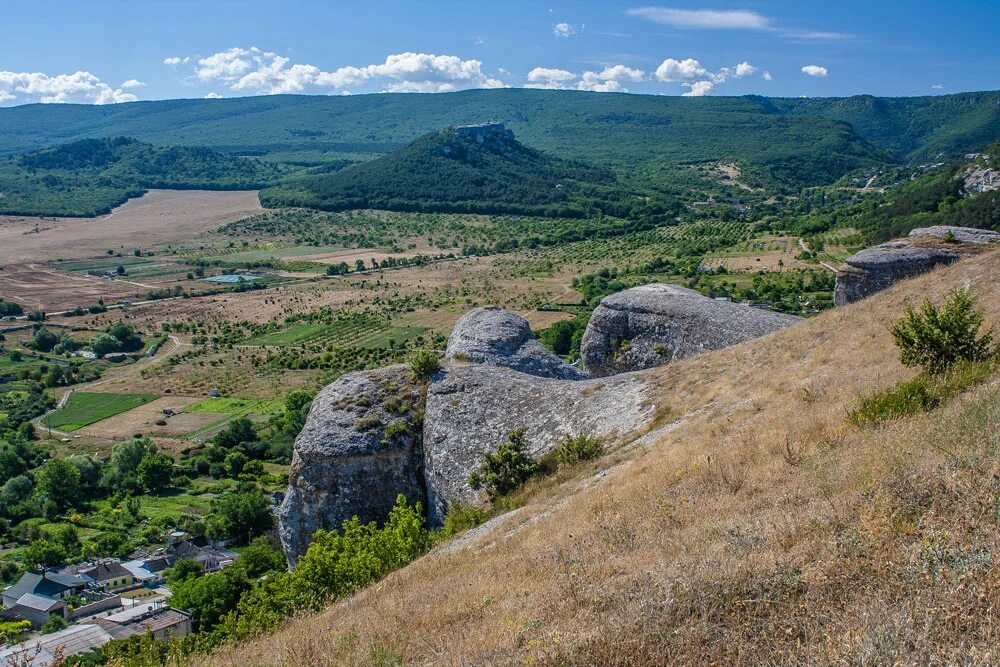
445, 306, 584, 380
833, 227, 998, 306
579, 284, 800, 377
422, 364, 654, 525
278, 365, 426, 565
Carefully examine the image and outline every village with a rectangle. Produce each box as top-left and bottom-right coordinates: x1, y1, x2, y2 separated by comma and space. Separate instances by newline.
0, 530, 238, 664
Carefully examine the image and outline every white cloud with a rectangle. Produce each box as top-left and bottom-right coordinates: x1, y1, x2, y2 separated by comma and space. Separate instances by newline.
655, 57, 759, 95
0, 70, 138, 105
163, 56, 190, 66
120, 79, 145, 89
628, 7, 769, 30
654, 58, 711, 82
553, 22, 576, 37
762, 71, 773, 81
527, 64, 644, 92
682, 80, 714, 96
525, 67, 577, 89
931, 83, 944, 90
189, 48, 505, 94
801, 64, 828, 77
204, 92, 223, 99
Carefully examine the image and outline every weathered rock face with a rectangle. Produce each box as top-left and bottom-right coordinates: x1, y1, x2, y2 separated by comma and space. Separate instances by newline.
422, 364, 654, 525
278, 365, 426, 565
834, 226, 998, 306
908, 225, 1000, 245
446, 306, 585, 380
579, 284, 801, 377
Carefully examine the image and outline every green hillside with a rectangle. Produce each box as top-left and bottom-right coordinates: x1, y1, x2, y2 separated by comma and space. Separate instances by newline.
0, 136, 281, 216
6, 89, 997, 189
261, 124, 657, 217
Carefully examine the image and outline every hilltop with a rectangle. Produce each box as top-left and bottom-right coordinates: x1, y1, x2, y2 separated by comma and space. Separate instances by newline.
261, 123, 647, 217
0, 136, 280, 216
202, 247, 1000, 665
2, 89, 998, 190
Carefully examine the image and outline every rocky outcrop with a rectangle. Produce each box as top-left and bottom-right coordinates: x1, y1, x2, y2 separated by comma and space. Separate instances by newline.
422, 364, 654, 525
580, 284, 801, 377
445, 307, 585, 379
278, 365, 426, 565
834, 226, 998, 306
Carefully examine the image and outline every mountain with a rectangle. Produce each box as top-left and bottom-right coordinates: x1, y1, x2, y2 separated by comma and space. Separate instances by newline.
260, 123, 651, 217
2, 90, 996, 190
0, 136, 281, 216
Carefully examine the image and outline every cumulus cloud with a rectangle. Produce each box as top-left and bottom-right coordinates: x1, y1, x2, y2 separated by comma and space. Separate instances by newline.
163, 56, 190, 66
525, 67, 577, 89
120, 79, 145, 88
0, 70, 138, 105
682, 80, 714, 96
553, 22, 576, 37
204, 92, 223, 99
655, 57, 759, 95
762, 71, 773, 81
527, 64, 644, 92
183, 48, 505, 94
654, 58, 711, 82
801, 64, 828, 77
628, 7, 769, 30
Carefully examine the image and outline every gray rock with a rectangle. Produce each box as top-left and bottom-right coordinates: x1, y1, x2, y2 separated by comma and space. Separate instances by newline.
909, 225, 1000, 245
422, 363, 655, 525
446, 306, 585, 380
834, 241, 961, 306
579, 284, 801, 377
278, 365, 426, 565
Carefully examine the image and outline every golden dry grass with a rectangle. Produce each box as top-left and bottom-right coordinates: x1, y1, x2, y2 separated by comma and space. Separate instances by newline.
204, 249, 1000, 666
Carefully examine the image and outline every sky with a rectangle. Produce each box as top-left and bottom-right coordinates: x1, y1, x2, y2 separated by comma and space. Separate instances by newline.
1, 0, 998, 106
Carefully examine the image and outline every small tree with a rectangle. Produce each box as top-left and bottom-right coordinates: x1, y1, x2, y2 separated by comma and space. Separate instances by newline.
554, 433, 604, 465
409, 350, 440, 382
469, 429, 539, 500
891, 289, 993, 374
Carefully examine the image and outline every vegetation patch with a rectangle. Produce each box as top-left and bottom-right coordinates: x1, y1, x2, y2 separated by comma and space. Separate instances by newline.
45, 391, 159, 431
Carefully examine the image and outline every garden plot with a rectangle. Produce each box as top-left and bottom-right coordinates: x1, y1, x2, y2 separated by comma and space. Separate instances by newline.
45, 391, 160, 432
76, 395, 202, 439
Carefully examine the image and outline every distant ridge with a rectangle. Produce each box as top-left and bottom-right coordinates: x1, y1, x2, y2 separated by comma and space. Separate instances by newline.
1, 90, 996, 189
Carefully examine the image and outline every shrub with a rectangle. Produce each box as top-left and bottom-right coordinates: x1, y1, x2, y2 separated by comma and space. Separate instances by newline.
891, 289, 993, 374
554, 433, 604, 465
469, 429, 539, 500
409, 349, 440, 381
439, 502, 488, 540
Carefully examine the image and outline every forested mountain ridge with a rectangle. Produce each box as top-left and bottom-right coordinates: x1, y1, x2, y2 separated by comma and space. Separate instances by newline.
0, 136, 281, 216
260, 124, 656, 217
0, 90, 997, 189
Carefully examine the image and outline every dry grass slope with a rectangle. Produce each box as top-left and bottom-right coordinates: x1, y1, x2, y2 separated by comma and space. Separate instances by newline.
206, 249, 1000, 666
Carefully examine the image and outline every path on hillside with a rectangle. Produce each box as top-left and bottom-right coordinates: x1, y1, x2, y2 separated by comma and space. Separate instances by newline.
798, 238, 840, 274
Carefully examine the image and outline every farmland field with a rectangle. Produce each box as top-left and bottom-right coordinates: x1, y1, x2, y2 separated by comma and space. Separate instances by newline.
183, 397, 285, 416
45, 391, 160, 431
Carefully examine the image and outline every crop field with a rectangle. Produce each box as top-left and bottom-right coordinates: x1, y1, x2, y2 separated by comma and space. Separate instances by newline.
356, 326, 427, 348
45, 391, 160, 431
244, 316, 387, 347
184, 397, 285, 416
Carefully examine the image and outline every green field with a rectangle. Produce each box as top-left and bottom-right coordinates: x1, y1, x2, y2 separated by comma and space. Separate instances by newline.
356, 326, 427, 348
244, 315, 389, 347
184, 397, 285, 416
45, 391, 159, 431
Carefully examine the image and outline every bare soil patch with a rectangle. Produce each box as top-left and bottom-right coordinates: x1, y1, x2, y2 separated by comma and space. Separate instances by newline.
76, 396, 199, 439
0, 189, 261, 264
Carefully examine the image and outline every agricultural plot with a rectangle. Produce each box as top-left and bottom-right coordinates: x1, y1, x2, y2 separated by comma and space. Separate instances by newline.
184, 397, 285, 416
45, 391, 159, 431
355, 326, 427, 349
244, 316, 387, 347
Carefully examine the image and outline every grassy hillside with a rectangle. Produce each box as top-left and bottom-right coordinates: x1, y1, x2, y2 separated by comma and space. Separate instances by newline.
12, 90, 999, 189
0, 136, 280, 216
261, 125, 656, 217
200, 249, 1000, 666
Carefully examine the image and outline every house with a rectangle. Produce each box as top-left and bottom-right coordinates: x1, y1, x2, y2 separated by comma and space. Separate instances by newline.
2, 571, 88, 608
124, 538, 239, 584
63, 560, 135, 592
95, 604, 192, 641
0, 623, 112, 666
0, 593, 67, 629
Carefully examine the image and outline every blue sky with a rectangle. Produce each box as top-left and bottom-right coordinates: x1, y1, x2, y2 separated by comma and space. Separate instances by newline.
2, 0, 998, 105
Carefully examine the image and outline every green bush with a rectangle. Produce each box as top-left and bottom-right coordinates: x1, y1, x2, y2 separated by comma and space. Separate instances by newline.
438, 502, 488, 540
554, 433, 604, 465
891, 289, 993, 375
409, 349, 440, 381
468, 429, 539, 500
849, 357, 997, 426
